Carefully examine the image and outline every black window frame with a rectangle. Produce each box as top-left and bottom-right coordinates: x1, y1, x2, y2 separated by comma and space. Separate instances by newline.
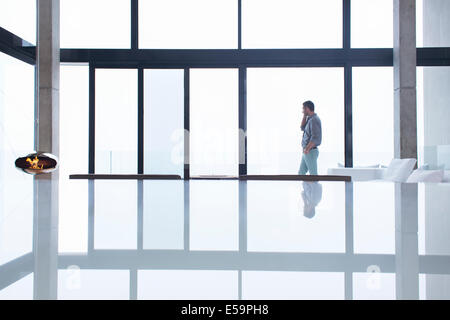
2, 0, 450, 177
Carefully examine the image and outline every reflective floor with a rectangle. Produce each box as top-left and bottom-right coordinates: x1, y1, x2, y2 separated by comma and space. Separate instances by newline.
1, 178, 450, 299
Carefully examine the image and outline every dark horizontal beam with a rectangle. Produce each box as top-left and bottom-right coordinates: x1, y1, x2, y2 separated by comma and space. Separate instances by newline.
69, 174, 182, 180
0, 27, 35, 64
60, 48, 394, 67
240, 175, 351, 182
417, 47, 450, 66
70, 174, 350, 181
0, 44, 444, 68
59, 48, 450, 68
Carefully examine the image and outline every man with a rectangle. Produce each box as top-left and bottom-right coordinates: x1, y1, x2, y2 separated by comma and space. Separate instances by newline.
298, 100, 322, 175
301, 181, 323, 219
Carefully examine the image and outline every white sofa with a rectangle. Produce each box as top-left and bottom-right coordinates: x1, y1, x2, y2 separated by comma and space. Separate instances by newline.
328, 166, 450, 182
328, 167, 386, 181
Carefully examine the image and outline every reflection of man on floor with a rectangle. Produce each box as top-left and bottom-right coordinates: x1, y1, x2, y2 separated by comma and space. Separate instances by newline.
301, 181, 323, 219
298, 100, 322, 175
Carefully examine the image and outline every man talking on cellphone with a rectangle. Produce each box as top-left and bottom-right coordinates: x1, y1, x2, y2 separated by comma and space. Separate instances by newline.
298, 100, 322, 175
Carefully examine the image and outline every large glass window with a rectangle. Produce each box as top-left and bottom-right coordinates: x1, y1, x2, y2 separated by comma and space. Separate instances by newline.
417, 66, 450, 170
353, 67, 394, 167
419, 274, 450, 300
143, 180, 184, 250
247, 181, 345, 253
139, 0, 237, 49
144, 69, 184, 176
417, 0, 450, 47
95, 69, 137, 174
189, 180, 239, 251
60, 0, 130, 48
59, 64, 89, 253
243, 271, 344, 299
417, 67, 424, 167
0, 273, 33, 300
353, 272, 396, 300
0, 52, 34, 265
353, 182, 395, 254
416, 0, 424, 47
247, 67, 344, 175
419, 184, 450, 256
0, 0, 36, 44
351, 0, 393, 48
138, 270, 238, 300
190, 69, 239, 176
242, 0, 342, 49
58, 269, 129, 300
94, 180, 137, 250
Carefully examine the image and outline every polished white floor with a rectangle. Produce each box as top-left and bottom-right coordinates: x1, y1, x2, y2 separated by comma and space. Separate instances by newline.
1, 178, 450, 300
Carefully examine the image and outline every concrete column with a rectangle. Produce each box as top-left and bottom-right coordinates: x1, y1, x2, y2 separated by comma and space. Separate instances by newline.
395, 183, 419, 300
393, 0, 419, 300
33, 0, 60, 300
393, 0, 417, 160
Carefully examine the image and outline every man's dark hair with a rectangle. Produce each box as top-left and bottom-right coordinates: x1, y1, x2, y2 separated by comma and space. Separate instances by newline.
303, 100, 315, 112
